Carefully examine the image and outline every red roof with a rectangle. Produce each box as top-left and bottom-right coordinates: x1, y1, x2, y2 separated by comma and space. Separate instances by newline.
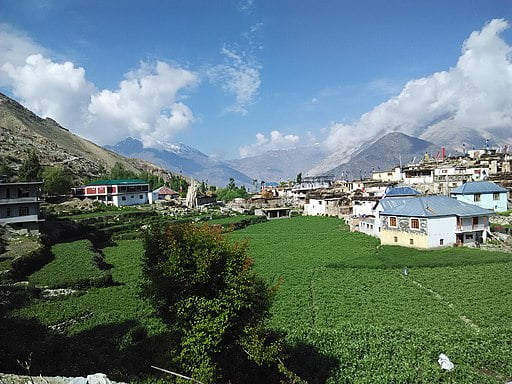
156, 186, 179, 195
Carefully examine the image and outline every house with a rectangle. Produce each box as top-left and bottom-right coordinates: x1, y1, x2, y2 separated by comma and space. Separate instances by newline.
152, 186, 179, 201
72, 179, 152, 207
450, 181, 509, 213
0, 180, 44, 233
304, 197, 348, 217
379, 196, 493, 248
255, 207, 291, 219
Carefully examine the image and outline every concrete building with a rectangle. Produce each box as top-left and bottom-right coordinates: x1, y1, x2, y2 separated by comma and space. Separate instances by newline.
0, 181, 44, 233
72, 179, 152, 207
379, 196, 492, 248
450, 181, 509, 213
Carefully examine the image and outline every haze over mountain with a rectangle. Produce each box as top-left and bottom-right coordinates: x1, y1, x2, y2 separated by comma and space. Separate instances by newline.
0, 92, 170, 182
105, 138, 254, 188
227, 145, 327, 183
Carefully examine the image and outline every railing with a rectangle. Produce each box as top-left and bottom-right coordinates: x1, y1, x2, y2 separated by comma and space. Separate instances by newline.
456, 224, 486, 232
0, 197, 42, 205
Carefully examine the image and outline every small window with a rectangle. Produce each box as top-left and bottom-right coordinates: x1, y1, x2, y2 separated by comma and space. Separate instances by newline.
131, 195, 134, 199
389, 217, 397, 227
6, 207, 11, 217
121, 196, 126, 201
6, 188, 10, 199
19, 206, 29, 216
465, 234, 473, 240
440, 239, 444, 245
472, 217, 479, 225
318, 201, 322, 205
474, 193, 481, 202
410, 238, 414, 245
139, 194, 143, 199
394, 236, 398, 243
493, 192, 500, 200
410, 218, 420, 229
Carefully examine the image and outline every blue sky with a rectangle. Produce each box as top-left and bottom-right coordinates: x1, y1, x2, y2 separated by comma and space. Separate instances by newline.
1, 0, 511, 159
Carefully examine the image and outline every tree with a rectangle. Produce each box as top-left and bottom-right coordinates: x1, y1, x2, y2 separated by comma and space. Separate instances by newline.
108, 162, 138, 180
18, 151, 42, 181
141, 224, 284, 383
42, 166, 73, 195
296, 172, 302, 184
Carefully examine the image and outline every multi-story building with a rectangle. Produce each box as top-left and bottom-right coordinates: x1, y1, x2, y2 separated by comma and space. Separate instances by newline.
0, 180, 44, 233
72, 179, 153, 207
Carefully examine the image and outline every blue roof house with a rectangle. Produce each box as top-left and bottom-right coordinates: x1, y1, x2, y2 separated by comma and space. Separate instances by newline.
450, 181, 508, 213
379, 196, 493, 248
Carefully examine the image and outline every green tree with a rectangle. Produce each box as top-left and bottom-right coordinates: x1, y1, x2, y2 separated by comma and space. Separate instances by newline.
141, 224, 285, 383
18, 151, 42, 181
296, 172, 302, 184
42, 166, 73, 195
108, 162, 138, 180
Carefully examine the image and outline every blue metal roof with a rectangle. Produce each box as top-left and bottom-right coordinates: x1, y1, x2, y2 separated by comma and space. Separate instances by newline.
380, 196, 493, 218
451, 181, 508, 195
384, 186, 421, 197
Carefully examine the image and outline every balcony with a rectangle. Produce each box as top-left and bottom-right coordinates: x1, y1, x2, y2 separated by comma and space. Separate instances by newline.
456, 224, 486, 232
0, 215, 43, 224
0, 197, 42, 205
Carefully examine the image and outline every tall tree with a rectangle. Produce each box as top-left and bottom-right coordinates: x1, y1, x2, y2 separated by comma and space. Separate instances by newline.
141, 224, 287, 383
18, 151, 42, 181
42, 166, 73, 195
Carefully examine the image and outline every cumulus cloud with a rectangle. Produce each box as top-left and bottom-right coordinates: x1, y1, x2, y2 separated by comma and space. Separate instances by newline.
239, 130, 300, 157
207, 47, 261, 115
0, 25, 199, 147
88, 61, 199, 146
323, 18, 512, 152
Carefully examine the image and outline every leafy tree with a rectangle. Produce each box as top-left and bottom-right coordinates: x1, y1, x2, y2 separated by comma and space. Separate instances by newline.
227, 177, 236, 190
141, 224, 287, 383
296, 172, 302, 184
18, 151, 42, 181
42, 166, 73, 195
108, 162, 138, 180
170, 175, 189, 196
215, 179, 250, 202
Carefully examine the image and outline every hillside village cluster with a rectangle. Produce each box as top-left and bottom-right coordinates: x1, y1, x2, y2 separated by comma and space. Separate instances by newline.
1, 146, 511, 250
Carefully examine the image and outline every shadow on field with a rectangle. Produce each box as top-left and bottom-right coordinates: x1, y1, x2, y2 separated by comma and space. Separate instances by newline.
284, 342, 339, 384
0, 316, 170, 382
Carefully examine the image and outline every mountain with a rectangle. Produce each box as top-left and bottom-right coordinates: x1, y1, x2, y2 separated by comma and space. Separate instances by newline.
105, 138, 254, 188
226, 145, 327, 183
322, 132, 440, 179
0, 92, 170, 182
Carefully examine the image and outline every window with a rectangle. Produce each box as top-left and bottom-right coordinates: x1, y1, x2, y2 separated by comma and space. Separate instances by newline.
318, 201, 322, 205
6, 207, 10, 217
389, 217, 397, 227
410, 218, 420, 230
19, 206, 29, 216
493, 192, 500, 200
440, 239, 444, 245
18, 187, 29, 198
121, 196, 126, 201
394, 236, 398, 243
474, 193, 481, 202
139, 194, 143, 199
465, 234, 473, 240
6, 188, 10, 199
472, 217, 479, 226
410, 238, 414, 245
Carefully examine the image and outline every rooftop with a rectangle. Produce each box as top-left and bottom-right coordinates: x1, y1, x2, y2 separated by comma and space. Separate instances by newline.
450, 181, 508, 194
384, 186, 421, 197
380, 196, 493, 218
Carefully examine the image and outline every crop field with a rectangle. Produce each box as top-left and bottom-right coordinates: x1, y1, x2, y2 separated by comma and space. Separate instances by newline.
231, 216, 512, 383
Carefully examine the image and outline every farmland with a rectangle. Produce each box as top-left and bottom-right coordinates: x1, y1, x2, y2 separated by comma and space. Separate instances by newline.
231, 216, 512, 383
2, 215, 511, 383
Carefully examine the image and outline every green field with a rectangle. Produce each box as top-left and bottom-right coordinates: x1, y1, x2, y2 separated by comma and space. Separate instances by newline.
4, 216, 512, 383
231, 216, 512, 383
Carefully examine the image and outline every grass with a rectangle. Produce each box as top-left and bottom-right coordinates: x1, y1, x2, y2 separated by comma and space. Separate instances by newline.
29, 240, 106, 288
231, 216, 512, 383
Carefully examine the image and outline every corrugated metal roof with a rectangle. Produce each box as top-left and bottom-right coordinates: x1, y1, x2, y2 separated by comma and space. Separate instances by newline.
380, 196, 493, 217
154, 186, 178, 195
450, 181, 508, 194
86, 179, 148, 186
385, 186, 421, 197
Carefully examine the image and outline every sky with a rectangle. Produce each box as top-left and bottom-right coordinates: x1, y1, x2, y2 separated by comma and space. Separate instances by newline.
1, 0, 511, 159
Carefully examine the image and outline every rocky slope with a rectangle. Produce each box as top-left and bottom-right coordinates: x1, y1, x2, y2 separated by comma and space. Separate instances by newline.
0, 92, 172, 182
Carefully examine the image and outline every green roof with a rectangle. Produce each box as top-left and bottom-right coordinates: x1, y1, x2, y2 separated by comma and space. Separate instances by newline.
85, 179, 148, 186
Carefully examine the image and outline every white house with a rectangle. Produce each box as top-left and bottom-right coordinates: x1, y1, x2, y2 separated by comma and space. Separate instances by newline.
72, 179, 153, 207
450, 181, 508, 213
0, 180, 44, 233
379, 195, 493, 248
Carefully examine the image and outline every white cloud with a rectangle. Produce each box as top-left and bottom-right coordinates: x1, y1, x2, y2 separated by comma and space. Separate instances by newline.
88, 61, 199, 146
239, 130, 299, 157
323, 18, 512, 152
0, 25, 199, 147
207, 47, 261, 115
